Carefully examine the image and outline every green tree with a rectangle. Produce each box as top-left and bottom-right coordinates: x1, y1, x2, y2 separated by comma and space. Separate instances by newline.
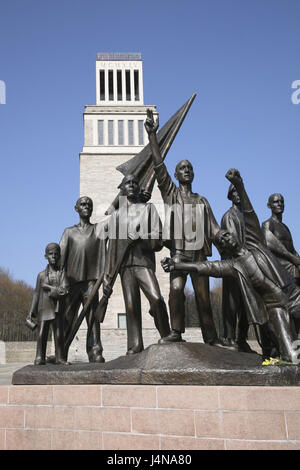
0, 267, 35, 341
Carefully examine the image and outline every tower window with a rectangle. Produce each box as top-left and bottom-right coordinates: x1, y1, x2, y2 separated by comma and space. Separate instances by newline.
134, 70, 140, 101
118, 120, 124, 145
128, 120, 134, 145
99, 70, 105, 101
118, 313, 127, 329
108, 120, 114, 145
117, 70, 122, 101
125, 70, 131, 101
138, 120, 144, 145
108, 70, 114, 101
98, 120, 104, 145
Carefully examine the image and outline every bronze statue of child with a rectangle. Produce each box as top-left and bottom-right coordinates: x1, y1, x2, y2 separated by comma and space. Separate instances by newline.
26, 243, 69, 365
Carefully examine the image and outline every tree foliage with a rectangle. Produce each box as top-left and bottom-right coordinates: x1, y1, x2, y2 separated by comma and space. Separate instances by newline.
0, 267, 35, 341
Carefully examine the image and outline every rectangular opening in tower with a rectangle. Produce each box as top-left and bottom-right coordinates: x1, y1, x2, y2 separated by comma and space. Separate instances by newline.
118, 120, 124, 145
98, 120, 104, 145
134, 70, 139, 101
138, 120, 144, 145
128, 120, 134, 145
100, 70, 105, 101
117, 70, 122, 101
125, 70, 131, 101
108, 70, 114, 101
108, 120, 114, 145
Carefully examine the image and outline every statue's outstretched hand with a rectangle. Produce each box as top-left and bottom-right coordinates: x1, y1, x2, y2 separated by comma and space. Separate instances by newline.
161, 257, 175, 272
144, 108, 159, 135
225, 168, 243, 186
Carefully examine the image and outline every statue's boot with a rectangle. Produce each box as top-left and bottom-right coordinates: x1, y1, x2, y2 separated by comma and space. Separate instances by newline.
237, 340, 257, 354
126, 347, 144, 355
55, 359, 71, 365
46, 355, 56, 364
221, 338, 237, 350
88, 352, 105, 363
158, 330, 186, 344
34, 357, 46, 365
208, 338, 230, 348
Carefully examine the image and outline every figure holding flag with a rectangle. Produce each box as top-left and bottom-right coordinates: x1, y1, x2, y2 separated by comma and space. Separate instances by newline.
145, 109, 223, 346
100, 174, 170, 354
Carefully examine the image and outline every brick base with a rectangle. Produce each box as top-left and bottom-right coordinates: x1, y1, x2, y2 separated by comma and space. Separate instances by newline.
0, 384, 300, 450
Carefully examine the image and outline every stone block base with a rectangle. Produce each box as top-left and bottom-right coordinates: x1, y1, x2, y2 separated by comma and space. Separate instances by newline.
0, 342, 52, 364
0, 384, 300, 450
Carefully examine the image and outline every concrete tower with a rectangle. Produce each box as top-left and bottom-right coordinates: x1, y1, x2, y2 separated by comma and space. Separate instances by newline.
80, 53, 158, 222
78, 53, 170, 355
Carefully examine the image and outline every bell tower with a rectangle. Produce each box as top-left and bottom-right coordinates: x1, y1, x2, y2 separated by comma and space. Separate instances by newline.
79, 53, 170, 349
80, 53, 157, 221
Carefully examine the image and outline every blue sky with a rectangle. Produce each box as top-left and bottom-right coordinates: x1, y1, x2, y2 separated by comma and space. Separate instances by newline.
0, 0, 299, 286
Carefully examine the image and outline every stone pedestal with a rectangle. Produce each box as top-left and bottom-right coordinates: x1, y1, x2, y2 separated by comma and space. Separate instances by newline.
12, 343, 300, 386
1, 383, 300, 450
6, 342, 300, 450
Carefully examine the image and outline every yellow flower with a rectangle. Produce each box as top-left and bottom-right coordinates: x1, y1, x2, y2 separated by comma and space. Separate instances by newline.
261, 357, 279, 366
262, 359, 271, 366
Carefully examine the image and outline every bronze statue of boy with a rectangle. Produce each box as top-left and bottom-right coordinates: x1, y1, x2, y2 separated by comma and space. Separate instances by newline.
26, 243, 69, 365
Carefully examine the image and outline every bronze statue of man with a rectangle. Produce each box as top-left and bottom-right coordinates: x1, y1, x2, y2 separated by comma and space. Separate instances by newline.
144, 109, 221, 346
59, 196, 106, 362
103, 174, 170, 354
220, 183, 255, 353
162, 169, 300, 363
262, 193, 300, 285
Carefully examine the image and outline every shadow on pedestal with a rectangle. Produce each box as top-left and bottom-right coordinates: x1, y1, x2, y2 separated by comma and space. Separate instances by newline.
12, 343, 300, 386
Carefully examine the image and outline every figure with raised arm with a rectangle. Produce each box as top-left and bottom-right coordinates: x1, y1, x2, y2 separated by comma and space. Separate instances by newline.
220, 183, 255, 353
262, 193, 300, 286
145, 109, 222, 346
161, 169, 300, 363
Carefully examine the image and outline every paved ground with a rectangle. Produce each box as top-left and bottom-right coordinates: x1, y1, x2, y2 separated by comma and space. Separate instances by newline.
0, 363, 30, 385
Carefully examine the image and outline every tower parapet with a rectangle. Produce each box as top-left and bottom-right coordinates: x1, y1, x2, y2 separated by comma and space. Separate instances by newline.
96, 52, 143, 106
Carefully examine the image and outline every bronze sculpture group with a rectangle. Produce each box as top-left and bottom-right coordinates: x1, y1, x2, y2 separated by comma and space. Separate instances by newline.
26, 99, 300, 367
